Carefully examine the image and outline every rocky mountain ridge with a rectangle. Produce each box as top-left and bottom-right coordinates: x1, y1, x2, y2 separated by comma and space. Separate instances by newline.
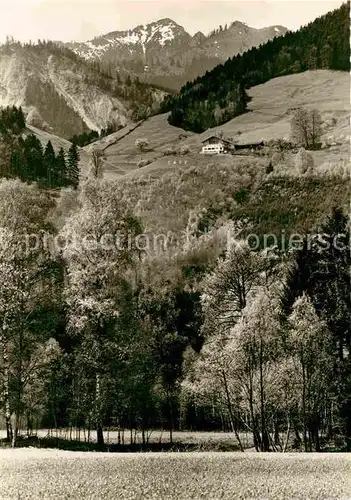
66, 18, 288, 90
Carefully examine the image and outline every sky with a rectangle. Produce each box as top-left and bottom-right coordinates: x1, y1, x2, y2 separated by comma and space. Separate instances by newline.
0, 0, 344, 43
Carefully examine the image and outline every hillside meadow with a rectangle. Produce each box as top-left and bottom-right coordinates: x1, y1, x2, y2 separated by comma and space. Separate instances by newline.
87, 70, 350, 179
0, 449, 350, 500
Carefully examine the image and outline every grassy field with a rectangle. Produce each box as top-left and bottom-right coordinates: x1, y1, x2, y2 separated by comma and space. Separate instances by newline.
0, 449, 349, 499
84, 114, 191, 179
0, 429, 255, 451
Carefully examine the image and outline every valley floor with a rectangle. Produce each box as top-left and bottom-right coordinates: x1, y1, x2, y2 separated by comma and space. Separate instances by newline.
0, 449, 349, 499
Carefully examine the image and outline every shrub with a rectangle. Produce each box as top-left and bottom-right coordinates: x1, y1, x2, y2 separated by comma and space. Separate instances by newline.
276, 138, 294, 150
266, 162, 274, 174
266, 138, 295, 151
137, 159, 153, 168
180, 145, 190, 155
135, 138, 149, 151
178, 132, 189, 140
163, 147, 177, 156
234, 188, 250, 204
295, 147, 314, 175
271, 152, 284, 167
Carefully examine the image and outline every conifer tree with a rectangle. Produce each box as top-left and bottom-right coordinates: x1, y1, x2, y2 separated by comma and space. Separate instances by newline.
54, 148, 67, 187
23, 135, 44, 181
67, 142, 80, 189
10, 145, 23, 178
43, 141, 56, 187
312, 208, 351, 449
17, 107, 26, 131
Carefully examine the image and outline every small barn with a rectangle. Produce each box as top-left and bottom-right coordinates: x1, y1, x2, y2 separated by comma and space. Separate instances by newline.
234, 141, 264, 152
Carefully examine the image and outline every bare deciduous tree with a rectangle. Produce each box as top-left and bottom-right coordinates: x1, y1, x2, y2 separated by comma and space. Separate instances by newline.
90, 149, 104, 179
202, 240, 278, 333
291, 107, 323, 149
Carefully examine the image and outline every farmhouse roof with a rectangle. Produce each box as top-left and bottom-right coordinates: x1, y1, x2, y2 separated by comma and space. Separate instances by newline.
235, 141, 264, 148
201, 135, 234, 145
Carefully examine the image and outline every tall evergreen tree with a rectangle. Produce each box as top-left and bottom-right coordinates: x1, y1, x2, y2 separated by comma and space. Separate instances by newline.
23, 135, 44, 181
16, 107, 26, 131
313, 208, 351, 450
54, 148, 67, 188
10, 145, 24, 179
43, 141, 56, 187
67, 142, 80, 189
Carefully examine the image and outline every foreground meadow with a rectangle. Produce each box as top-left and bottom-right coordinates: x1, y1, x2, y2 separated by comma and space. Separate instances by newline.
0, 450, 350, 499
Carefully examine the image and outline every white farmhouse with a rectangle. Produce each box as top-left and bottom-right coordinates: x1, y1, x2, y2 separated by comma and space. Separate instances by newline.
200, 136, 234, 155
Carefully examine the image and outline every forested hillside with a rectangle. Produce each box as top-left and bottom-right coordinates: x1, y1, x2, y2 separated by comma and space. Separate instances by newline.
0, 106, 79, 188
161, 3, 350, 132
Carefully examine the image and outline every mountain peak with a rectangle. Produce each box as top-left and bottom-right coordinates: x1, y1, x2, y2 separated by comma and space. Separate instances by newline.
272, 25, 288, 33
65, 17, 288, 91
153, 18, 178, 26
230, 20, 248, 29
193, 31, 206, 42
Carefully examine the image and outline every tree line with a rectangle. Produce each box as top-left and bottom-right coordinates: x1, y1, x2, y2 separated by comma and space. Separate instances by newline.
0, 171, 349, 451
0, 107, 80, 189
161, 3, 350, 132
69, 123, 124, 148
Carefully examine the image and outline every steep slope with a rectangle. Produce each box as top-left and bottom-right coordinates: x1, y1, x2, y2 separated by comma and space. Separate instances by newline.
82, 113, 191, 179
189, 70, 350, 147
0, 42, 130, 138
0, 42, 166, 139
162, 3, 350, 131
97, 73, 349, 243
66, 18, 287, 90
25, 125, 73, 153
25, 124, 91, 174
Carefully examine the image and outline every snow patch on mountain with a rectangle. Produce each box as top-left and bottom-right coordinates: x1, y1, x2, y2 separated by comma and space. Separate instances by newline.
120, 32, 141, 45
157, 25, 176, 45
69, 19, 187, 61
